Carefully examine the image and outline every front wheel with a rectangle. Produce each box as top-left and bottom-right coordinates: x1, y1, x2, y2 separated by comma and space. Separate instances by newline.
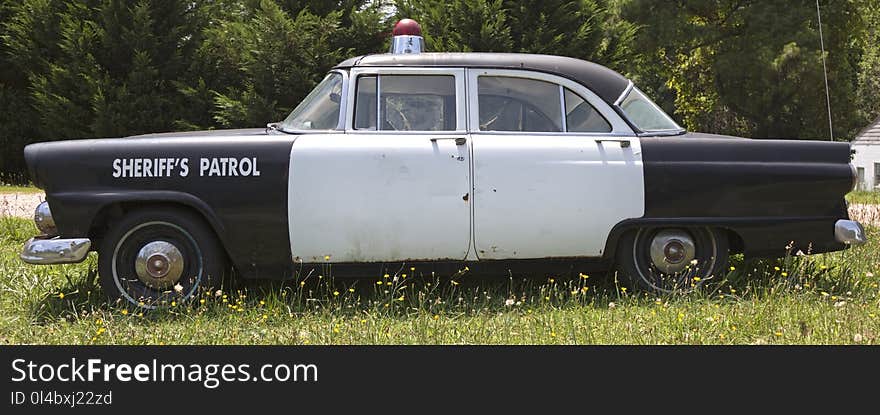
98, 208, 227, 309
615, 227, 729, 294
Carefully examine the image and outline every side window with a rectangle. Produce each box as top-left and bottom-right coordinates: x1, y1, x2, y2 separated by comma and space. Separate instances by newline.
354, 74, 456, 131
564, 88, 611, 133
478, 76, 562, 132
477, 76, 611, 133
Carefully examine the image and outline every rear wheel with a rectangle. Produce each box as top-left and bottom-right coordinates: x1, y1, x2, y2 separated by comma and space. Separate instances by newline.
98, 208, 227, 309
616, 227, 729, 294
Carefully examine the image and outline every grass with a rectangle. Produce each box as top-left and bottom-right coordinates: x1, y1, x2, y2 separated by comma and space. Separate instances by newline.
0, 216, 878, 345
847, 190, 880, 205
0, 184, 41, 194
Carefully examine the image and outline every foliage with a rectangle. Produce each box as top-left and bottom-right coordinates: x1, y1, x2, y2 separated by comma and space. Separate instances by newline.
1, 0, 879, 182
621, 0, 872, 140
1, 215, 878, 344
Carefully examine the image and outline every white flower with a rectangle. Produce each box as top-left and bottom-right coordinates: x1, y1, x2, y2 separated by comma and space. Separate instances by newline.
173, 283, 183, 293
504, 298, 515, 307
214, 289, 223, 297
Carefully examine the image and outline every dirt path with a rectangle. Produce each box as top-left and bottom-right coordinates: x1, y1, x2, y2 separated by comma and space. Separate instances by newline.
848, 203, 880, 227
1, 192, 878, 227
0, 192, 44, 219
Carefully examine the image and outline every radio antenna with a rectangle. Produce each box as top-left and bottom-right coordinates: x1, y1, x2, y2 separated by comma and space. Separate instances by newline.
816, 0, 834, 141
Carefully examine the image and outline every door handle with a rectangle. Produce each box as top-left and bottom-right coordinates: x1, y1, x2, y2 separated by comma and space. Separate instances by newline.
430, 137, 467, 146
595, 138, 631, 148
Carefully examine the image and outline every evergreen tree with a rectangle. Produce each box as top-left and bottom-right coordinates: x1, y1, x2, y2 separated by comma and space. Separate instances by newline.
199, 0, 383, 127
394, 0, 637, 69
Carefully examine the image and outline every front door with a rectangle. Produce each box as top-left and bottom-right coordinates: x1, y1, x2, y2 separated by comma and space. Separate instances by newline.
289, 68, 472, 263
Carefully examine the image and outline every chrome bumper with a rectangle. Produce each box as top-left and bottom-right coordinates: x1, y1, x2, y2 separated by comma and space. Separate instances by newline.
20, 237, 91, 265
835, 220, 867, 246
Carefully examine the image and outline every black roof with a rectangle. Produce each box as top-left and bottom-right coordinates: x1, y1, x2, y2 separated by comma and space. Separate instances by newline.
334, 53, 630, 105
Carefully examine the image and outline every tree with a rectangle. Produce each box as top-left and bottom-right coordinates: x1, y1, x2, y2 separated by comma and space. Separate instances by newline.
197, 0, 385, 127
622, 0, 866, 140
394, 0, 637, 69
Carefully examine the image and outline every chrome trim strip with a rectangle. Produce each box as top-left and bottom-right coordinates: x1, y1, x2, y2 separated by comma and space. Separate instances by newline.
834, 220, 867, 246
614, 81, 634, 107
559, 85, 567, 133
20, 237, 91, 265
638, 129, 688, 137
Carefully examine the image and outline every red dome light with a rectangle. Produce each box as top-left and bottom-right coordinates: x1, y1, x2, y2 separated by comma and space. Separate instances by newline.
392, 19, 422, 36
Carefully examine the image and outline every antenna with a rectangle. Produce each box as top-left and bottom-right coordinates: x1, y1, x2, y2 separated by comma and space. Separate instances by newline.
816, 0, 834, 141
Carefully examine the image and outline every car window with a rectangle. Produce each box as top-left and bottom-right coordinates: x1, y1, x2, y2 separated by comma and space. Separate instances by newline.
281, 72, 343, 131
619, 86, 681, 132
477, 76, 562, 132
354, 75, 456, 131
564, 88, 611, 133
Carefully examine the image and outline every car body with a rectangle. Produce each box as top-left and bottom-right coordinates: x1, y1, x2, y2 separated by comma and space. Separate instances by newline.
20, 22, 867, 307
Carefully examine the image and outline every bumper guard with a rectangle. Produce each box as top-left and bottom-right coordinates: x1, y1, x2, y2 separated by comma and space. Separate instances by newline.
20, 237, 91, 265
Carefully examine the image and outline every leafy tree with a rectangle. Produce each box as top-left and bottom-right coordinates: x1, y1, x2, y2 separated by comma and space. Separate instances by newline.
622, 0, 866, 140
856, 0, 880, 123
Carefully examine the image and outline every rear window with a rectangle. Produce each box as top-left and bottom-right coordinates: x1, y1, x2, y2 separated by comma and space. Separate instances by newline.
476, 76, 610, 133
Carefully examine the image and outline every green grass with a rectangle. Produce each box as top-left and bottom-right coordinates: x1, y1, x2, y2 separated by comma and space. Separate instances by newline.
0, 184, 41, 194
847, 191, 880, 205
1, 216, 878, 344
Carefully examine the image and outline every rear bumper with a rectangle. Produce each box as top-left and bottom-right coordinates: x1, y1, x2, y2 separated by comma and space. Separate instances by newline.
834, 220, 867, 246
20, 237, 91, 265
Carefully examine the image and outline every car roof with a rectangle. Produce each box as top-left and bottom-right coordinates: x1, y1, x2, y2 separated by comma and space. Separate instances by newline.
334, 52, 630, 105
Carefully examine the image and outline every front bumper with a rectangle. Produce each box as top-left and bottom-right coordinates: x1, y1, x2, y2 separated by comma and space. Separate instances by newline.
834, 220, 867, 246
20, 237, 91, 265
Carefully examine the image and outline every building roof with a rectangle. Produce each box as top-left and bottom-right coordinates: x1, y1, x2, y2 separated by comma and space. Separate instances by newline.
334, 53, 630, 106
854, 115, 880, 145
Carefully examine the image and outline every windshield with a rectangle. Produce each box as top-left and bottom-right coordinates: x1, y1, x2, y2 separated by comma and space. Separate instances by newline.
281, 72, 343, 131
619, 87, 682, 133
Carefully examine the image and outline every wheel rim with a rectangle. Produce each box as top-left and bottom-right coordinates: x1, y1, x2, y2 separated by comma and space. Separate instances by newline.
649, 230, 696, 274
632, 227, 718, 293
134, 241, 185, 290
111, 221, 203, 309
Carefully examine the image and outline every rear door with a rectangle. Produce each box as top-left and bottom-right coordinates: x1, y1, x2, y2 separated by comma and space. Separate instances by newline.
467, 69, 644, 259
289, 68, 472, 263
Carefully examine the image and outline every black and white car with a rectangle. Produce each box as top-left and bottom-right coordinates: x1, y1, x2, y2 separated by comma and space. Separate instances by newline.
20, 19, 867, 308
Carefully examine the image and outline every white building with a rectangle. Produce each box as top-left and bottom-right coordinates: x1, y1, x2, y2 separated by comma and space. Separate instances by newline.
852, 115, 880, 191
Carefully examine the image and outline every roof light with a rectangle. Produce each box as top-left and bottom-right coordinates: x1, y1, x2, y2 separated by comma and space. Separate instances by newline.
393, 19, 422, 36
389, 18, 424, 54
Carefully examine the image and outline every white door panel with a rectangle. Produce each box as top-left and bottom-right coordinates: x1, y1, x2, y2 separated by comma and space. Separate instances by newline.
472, 135, 644, 259
289, 134, 471, 262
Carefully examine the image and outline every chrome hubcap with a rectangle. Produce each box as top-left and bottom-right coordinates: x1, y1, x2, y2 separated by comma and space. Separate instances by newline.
135, 241, 184, 290
649, 229, 696, 274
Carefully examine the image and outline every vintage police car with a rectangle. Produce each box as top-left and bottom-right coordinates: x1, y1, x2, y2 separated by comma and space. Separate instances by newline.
20, 19, 867, 308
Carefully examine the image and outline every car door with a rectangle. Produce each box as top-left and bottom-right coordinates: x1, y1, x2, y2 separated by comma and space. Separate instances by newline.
467, 69, 644, 259
289, 68, 472, 263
